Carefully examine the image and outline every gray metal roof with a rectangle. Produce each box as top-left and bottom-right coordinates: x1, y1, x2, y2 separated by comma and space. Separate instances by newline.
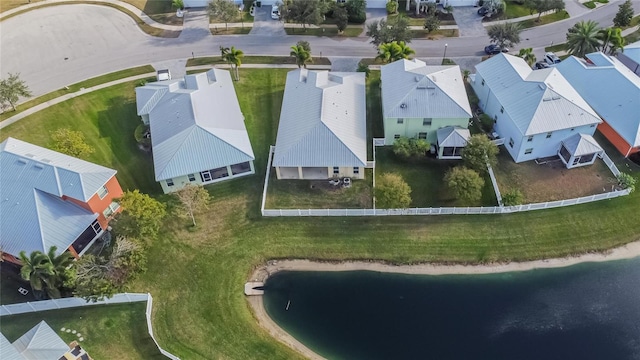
381, 59, 472, 119
12, 321, 69, 360
557, 53, 640, 147
0, 138, 112, 258
437, 126, 470, 147
623, 40, 640, 64
273, 70, 367, 167
0, 333, 24, 360
475, 54, 601, 136
136, 69, 255, 181
562, 133, 603, 156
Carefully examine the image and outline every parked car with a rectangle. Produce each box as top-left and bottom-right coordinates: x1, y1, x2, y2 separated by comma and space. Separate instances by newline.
534, 61, 550, 69
544, 52, 561, 66
271, 5, 280, 20
156, 69, 171, 81
484, 44, 509, 55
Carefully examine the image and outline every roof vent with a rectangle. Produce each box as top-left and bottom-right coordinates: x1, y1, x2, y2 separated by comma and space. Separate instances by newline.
33, 164, 44, 170
538, 84, 545, 90
400, 103, 407, 109
16, 159, 27, 165
432, 75, 437, 82
41, 158, 51, 163
25, 153, 35, 158
415, 76, 421, 82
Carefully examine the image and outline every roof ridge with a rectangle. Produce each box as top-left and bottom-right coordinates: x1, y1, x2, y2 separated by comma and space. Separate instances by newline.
156, 125, 197, 179
33, 189, 48, 254
196, 125, 254, 159
318, 121, 366, 165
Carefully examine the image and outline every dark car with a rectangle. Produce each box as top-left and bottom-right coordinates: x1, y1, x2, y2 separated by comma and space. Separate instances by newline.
534, 61, 550, 69
484, 44, 509, 55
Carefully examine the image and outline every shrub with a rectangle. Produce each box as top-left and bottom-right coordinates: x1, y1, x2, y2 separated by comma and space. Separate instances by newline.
386, 0, 398, 14
502, 189, 524, 206
479, 114, 494, 132
617, 172, 637, 192
393, 136, 430, 159
445, 167, 485, 202
424, 15, 441, 33
461, 134, 499, 174
346, 0, 367, 24
376, 173, 412, 208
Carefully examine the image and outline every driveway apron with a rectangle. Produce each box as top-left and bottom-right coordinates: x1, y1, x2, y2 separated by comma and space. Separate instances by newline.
179, 9, 212, 42
249, 6, 286, 36
452, 6, 486, 37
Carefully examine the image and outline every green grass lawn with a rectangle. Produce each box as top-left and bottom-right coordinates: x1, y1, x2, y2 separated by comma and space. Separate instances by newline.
411, 28, 459, 39
2, 68, 640, 359
285, 26, 363, 37
0, 0, 45, 13
123, 0, 183, 25
517, 10, 568, 29
1, 303, 165, 359
211, 26, 252, 35
186, 55, 332, 67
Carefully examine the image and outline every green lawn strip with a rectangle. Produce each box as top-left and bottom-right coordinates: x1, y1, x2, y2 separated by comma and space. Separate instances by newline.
0, 81, 159, 193
211, 26, 252, 35
411, 29, 459, 39
625, 28, 640, 43
186, 56, 332, 67
0, 65, 155, 122
503, 1, 532, 19
0, 0, 46, 13
584, 1, 596, 9
122, 0, 183, 25
516, 10, 568, 29
284, 25, 363, 37
1, 303, 164, 360
545, 42, 567, 53
2, 69, 640, 359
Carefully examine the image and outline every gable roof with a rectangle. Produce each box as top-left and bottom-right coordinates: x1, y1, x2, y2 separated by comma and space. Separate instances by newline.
561, 133, 603, 156
273, 70, 367, 167
12, 321, 69, 360
437, 126, 470, 147
1, 333, 23, 360
136, 69, 255, 181
0, 138, 112, 258
380, 59, 472, 119
622, 40, 640, 65
556, 52, 640, 147
475, 54, 601, 136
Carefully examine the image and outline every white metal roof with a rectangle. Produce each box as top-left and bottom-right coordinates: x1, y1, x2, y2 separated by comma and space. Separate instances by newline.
437, 126, 471, 147
0, 333, 24, 360
12, 321, 69, 360
556, 53, 640, 147
623, 40, 640, 64
562, 133, 603, 156
0, 138, 111, 258
273, 70, 367, 167
136, 69, 255, 181
475, 54, 601, 136
380, 59, 472, 119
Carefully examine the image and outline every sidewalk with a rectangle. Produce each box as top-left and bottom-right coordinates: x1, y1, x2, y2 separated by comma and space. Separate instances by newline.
0, 0, 182, 31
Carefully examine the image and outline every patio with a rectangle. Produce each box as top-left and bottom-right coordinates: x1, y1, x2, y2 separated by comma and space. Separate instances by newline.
276, 167, 329, 180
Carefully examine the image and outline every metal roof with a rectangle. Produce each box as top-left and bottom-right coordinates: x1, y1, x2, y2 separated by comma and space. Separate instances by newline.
556, 53, 640, 147
12, 321, 69, 360
136, 69, 255, 181
0, 333, 24, 360
437, 126, 470, 147
0, 138, 111, 258
381, 59, 472, 119
475, 54, 601, 136
561, 133, 603, 156
273, 70, 367, 167
623, 40, 640, 64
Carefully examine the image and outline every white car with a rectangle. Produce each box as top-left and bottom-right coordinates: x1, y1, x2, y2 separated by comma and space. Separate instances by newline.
156, 69, 171, 81
544, 52, 561, 66
271, 5, 280, 20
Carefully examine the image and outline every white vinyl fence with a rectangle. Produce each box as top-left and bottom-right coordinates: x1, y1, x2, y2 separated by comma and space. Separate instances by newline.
1, 293, 180, 360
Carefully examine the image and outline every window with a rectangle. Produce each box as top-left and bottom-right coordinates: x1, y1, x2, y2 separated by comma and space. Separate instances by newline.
97, 185, 108, 199
525, 148, 533, 155
509, 138, 514, 148
188, 174, 196, 181
397, 118, 404, 124
527, 136, 533, 142
103, 201, 120, 218
423, 118, 432, 126
546, 132, 552, 139
394, 134, 401, 139
333, 167, 340, 174
91, 220, 102, 234
500, 106, 504, 114
353, 167, 360, 174
166, 178, 174, 187
481, 79, 485, 86
418, 132, 427, 139
201, 171, 212, 182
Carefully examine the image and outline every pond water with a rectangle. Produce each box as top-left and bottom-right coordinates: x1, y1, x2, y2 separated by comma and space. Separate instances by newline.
263, 259, 640, 359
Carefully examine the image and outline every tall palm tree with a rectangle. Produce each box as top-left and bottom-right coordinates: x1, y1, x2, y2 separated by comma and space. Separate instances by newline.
566, 20, 601, 58
376, 41, 415, 64
517, 48, 536, 67
46, 246, 75, 291
223, 46, 244, 81
19, 250, 57, 298
290, 45, 313, 69
598, 27, 625, 55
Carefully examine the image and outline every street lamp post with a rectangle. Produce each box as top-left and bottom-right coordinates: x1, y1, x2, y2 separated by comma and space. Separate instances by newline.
442, 43, 448, 65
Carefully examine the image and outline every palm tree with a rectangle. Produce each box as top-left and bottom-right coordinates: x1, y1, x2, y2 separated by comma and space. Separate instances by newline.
376, 41, 415, 64
462, 69, 470, 81
46, 246, 75, 291
223, 46, 244, 81
566, 20, 601, 58
172, 0, 184, 10
517, 48, 536, 67
19, 250, 57, 299
290, 45, 313, 69
598, 27, 625, 55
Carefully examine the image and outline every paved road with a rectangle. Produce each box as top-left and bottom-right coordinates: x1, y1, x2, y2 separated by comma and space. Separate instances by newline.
1, 0, 638, 97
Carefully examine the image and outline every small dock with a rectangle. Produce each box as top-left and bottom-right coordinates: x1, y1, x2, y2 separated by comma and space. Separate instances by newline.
244, 282, 264, 296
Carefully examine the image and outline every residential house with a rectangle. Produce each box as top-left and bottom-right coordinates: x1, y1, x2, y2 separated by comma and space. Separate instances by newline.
1, 321, 93, 360
273, 69, 368, 180
557, 52, 640, 158
136, 69, 255, 193
0, 138, 123, 264
470, 54, 603, 168
617, 40, 640, 76
380, 59, 472, 158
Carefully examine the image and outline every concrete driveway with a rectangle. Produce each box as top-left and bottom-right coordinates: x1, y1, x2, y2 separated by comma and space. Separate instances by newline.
452, 6, 486, 37
249, 6, 285, 36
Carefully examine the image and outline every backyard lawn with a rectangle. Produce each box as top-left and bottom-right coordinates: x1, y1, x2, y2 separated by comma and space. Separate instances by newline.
1, 303, 165, 359
1, 68, 640, 360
